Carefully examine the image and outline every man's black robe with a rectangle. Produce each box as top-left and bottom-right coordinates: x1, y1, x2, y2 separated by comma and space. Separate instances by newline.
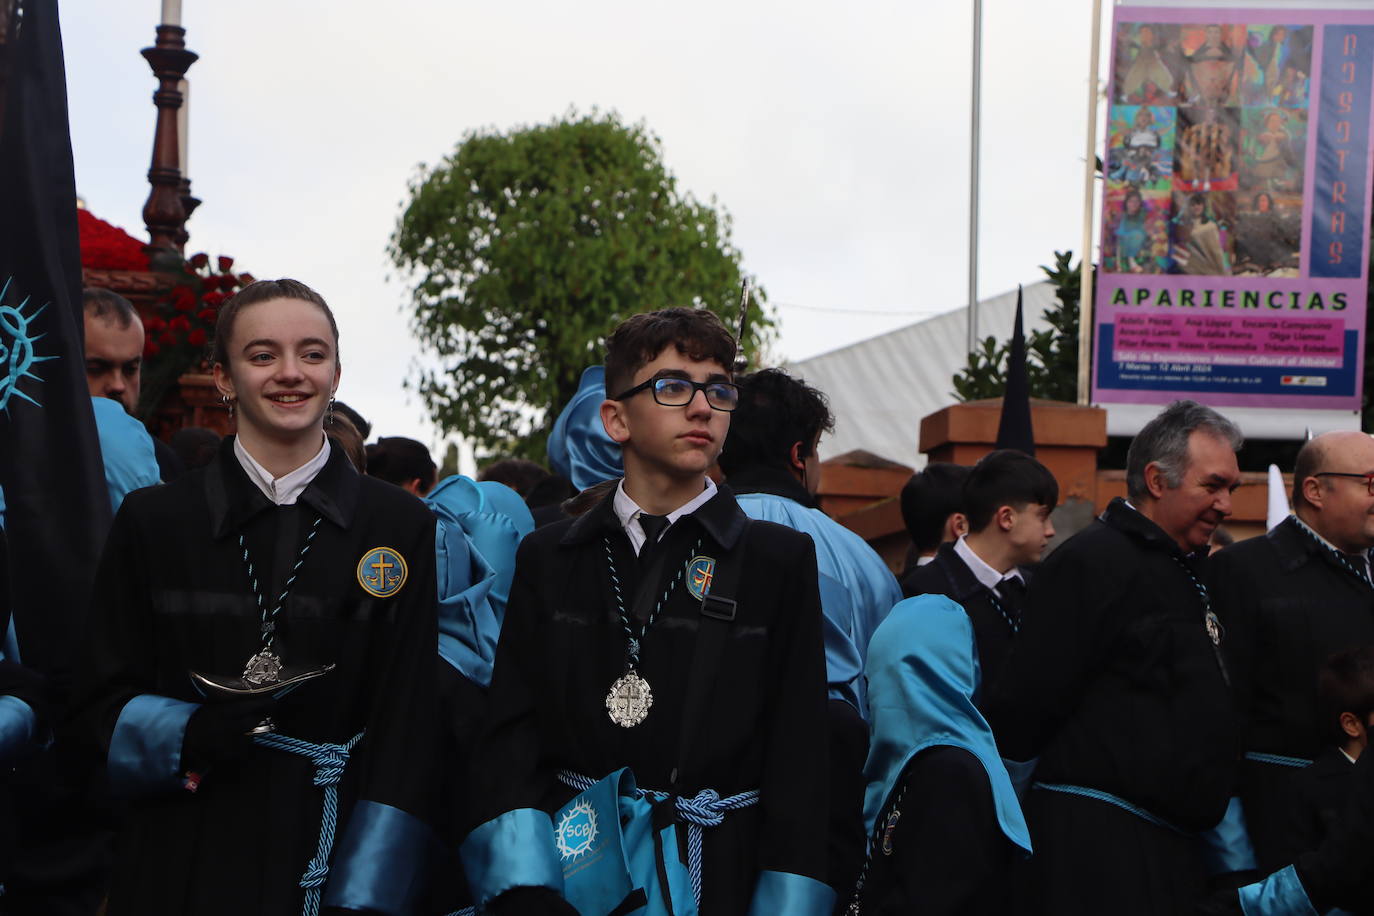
468, 485, 830, 914
986, 498, 1235, 915
70, 440, 439, 916
1207, 515, 1374, 871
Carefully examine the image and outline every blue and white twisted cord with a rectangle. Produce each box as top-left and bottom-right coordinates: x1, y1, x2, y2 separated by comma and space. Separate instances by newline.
557, 769, 759, 908
253, 729, 364, 916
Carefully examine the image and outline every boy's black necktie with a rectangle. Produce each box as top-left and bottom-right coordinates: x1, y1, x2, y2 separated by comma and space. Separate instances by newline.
997, 576, 1027, 610
637, 513, 669, 563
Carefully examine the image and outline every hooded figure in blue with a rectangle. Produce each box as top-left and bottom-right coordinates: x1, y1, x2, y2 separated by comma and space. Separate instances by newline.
424, 474, 535, 688
859, 595, 1032, 915
423, 474, 535, 913
548, 366, 624, 491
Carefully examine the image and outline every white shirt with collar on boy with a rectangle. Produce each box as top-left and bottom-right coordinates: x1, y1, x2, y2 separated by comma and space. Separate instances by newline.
954, 534, 1025, 595
612, 477, 718, 555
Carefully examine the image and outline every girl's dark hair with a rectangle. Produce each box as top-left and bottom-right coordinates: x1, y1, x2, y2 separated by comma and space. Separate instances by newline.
365, 436, 437, 493
212, 278, 340, 367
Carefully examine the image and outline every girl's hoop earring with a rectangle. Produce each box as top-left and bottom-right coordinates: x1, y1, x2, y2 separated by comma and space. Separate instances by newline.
222, 394, 235, 419
327, 396, 335, 425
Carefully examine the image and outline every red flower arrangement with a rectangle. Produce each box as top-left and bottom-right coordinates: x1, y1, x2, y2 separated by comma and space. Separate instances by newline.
137, 252, 256, 410
144, 252, 245, 361
76, 209, 150, 271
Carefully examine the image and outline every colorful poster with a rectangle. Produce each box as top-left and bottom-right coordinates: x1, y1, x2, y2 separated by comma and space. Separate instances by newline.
1093, 7, 1374, 412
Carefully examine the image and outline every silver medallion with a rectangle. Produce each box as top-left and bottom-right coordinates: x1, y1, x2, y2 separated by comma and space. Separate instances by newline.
242, 650, 283, 686
1205, 611, 1223, 647
606, 671, 653, 727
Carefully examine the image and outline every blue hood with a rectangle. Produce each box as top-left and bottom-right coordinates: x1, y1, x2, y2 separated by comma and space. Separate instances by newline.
862, 595, 1031, 854
547, 366, 622, 490
424, 476, 535, 686
92, 397, 161, 511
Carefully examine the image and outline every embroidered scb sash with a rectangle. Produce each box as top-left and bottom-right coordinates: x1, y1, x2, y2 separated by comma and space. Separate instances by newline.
555, 768, 691, 916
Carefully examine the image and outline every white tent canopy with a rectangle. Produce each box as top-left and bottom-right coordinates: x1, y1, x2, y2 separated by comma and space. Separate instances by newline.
787, 282, 1059, 467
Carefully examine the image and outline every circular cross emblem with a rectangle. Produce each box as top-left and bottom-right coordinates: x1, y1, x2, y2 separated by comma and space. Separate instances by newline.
357, 547, 408, 598
555, 798, 599, 862
686, 556, 716, 601
606, 671, 653, 728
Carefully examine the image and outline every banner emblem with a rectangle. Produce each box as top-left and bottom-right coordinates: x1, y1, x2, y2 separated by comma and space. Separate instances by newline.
0, 280, 52, 411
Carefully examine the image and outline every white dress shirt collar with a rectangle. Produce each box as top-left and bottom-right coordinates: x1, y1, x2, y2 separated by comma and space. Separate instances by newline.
612, 477, 718, 555
233, 435, 331, 506
955, 535, 1024, 590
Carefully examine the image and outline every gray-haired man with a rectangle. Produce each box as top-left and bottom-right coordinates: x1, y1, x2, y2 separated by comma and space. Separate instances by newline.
986, 400, 1244, 915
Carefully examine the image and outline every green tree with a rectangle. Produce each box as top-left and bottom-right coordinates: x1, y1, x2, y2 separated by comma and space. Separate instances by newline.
389, 109, 772, 460
952, 251, 1082, 402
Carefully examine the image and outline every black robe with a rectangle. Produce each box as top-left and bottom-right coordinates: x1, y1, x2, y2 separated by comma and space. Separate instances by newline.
724, 465, 872, 900
1282, 746, 1356, 867
1207, 515, 1374, 872
1289, 746, 1374, 914
899, 542, 1026, 701
985, 498, 1235, 915
469, 485, 830, 913
859, 747, 1017, 915
70, 439, 439, 916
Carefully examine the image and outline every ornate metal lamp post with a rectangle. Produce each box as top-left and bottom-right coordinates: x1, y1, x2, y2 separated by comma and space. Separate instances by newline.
140, 12, 196, 259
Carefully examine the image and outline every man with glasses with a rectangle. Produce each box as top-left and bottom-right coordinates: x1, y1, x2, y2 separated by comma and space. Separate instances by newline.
462, 308, 833, 915
1209, 430, 1374, 873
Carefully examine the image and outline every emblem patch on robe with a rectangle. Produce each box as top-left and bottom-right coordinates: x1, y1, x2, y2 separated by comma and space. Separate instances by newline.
687, 556, 716, 601
357, 546, 407, 597
555, 797, 599, 861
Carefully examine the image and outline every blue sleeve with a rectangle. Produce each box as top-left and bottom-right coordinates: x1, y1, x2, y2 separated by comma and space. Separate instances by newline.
748, 870, 837, 916
459, 808, 563, 906
107, 693, 198, 796
323, 801, 437, 916
0, 695, 37, 766
1238, 864, 1319, 916
91, 397, 162, 511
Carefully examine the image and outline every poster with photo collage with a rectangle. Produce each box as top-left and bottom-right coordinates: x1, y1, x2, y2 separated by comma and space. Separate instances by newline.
1094, 6, 1374, 412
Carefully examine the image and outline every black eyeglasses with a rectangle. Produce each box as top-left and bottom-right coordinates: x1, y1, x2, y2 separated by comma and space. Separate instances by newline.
1315, 472, 1374, 496
612, 376, 740, 412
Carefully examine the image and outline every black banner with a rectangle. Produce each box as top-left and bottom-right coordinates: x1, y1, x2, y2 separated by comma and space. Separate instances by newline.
0, 0, 111, 688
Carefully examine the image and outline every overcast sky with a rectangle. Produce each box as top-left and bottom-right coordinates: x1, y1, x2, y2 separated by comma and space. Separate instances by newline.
61, 0, 1104, 460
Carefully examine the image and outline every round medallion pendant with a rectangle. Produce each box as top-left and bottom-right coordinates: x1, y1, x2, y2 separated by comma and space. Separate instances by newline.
242, 650, 283, 686
606, 671, 653, 727
1204, 611, 1223, 647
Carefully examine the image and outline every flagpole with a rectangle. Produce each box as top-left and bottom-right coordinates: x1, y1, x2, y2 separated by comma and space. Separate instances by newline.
967, 0, 982, 356
1077, 0, 1104, 405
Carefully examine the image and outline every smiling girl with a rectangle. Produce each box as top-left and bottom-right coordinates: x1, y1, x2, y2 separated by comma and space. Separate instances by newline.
74, 280, 440, 916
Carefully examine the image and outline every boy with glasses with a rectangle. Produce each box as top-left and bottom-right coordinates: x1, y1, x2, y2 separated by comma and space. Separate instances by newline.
462, 308, 833, 915
1209, 430, 1374, 872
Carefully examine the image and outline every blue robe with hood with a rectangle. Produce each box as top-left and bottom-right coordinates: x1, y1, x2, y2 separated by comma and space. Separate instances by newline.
860, 595, 1031, 914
